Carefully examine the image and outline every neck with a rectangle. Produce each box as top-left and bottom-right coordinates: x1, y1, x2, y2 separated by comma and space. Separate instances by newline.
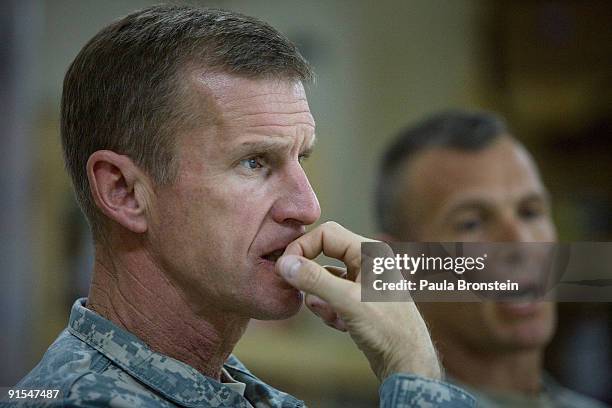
438, 337, 543, 395
87, 242, 248, 380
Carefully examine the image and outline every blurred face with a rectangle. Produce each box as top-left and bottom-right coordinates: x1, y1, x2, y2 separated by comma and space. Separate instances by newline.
149, 74, 320, 320
399, 137, 557, 352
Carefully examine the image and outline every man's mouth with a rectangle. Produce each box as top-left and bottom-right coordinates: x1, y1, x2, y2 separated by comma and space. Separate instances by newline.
481, 283, 544, 302
262, 248, 286, 263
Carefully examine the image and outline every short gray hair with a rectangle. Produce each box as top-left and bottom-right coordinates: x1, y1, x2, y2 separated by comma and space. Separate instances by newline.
61, 5, 313, 239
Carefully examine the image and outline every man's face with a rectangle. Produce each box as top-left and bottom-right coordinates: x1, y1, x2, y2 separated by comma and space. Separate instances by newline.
398, 137, 557, 351
149, 74, 320, 320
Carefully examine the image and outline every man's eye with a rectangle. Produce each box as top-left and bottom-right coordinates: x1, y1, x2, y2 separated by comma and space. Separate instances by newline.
519, 206, 543, 221
298, 154, 309, 164
239, 157, 263, 170
455, 219, 482, 232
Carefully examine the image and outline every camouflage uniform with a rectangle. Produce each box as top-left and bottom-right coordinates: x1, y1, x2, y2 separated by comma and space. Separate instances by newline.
3, 299, 475, 407
449, 376, 609, 408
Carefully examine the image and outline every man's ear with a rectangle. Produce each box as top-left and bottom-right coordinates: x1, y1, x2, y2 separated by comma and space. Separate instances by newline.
86, 150, 152, 234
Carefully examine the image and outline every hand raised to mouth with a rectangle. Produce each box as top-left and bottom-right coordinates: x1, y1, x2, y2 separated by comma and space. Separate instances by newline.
275, 221, 442, 382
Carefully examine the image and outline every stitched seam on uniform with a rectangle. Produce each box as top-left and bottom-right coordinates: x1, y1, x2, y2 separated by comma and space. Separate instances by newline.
69, 307, 152, 367
390, 373, 475, 399
224, 356, 305, 407
68, 302, 279, 407
67, 325, 232, 408
64, 371, 99, 404
67, 326, 189, 406
225, 364, 303, 407
89, 353, 112, 373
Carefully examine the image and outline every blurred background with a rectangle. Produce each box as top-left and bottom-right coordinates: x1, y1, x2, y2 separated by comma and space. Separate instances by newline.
1, 0, 611, 406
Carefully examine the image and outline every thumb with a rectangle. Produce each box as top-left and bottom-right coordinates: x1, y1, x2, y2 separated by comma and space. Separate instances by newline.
277, 255, 355, 309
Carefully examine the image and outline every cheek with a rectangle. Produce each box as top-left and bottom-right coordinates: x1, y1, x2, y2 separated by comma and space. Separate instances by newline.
419, 221, 453, 241
538, 219, 557, 241
518, 213, 557, 241
216, 181, 275, 226
185, 179, 277, 246
154, 175, 278, 258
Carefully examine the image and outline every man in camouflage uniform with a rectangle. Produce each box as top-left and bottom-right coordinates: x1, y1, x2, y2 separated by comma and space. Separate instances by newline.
374, 110, 608, 407
3, 6, 475, 408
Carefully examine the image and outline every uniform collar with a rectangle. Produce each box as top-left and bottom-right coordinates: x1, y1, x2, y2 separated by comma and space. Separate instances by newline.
68, 298, 302, 407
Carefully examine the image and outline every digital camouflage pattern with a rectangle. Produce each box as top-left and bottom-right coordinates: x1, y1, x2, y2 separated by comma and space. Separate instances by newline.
449, 375, 609, 408
380, 375, 475, 408
3, 299, 475, 407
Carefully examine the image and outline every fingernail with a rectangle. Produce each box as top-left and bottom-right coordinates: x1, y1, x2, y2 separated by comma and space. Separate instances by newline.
307, 295, 326, 309
278, 255, 301, 280
308, 301, 322, 310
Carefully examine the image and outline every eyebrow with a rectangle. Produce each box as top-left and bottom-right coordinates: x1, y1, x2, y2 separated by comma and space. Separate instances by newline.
522, 190, 551, 206
233, 137, 316, 157
444, 200, 492, 219
443, 190, 551, 219
301, 137, 316, 156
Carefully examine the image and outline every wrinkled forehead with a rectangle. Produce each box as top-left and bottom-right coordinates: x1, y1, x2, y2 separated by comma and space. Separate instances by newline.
177, 71, 315, 154
193, 72, 313, 124
402, 137, 546, 210
199, 72, 309, 100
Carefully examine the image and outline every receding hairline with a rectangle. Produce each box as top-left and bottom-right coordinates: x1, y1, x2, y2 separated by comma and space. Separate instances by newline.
392, 135, 546, 232
170, 71, 316, 159
389, 134, 520, 237
156, 64, 314, 137
375, 109, 511, 236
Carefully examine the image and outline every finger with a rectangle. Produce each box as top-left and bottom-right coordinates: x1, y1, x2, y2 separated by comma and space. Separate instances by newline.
329, 316, 348, 332
323, 265, 347, 279
305, 294, 347, 332
276, 254, 357, 312
324, 318, 348, 332
307, 265, 344, 320
306, 294, 338, 323
304, 294, 329, 309
284, 222, 376, 280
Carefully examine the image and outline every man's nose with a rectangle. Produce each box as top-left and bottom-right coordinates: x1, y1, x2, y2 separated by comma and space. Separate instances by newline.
494, 217, 533, 242
270, 164, 321, 226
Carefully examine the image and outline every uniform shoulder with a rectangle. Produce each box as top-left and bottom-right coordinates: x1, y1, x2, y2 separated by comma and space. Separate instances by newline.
12, 330, 171, 407
546, 374, 610, 408
554, 385, 610, 408
16, 330, 104, 393
62, 367, 175, 408
1, 368, 173, 408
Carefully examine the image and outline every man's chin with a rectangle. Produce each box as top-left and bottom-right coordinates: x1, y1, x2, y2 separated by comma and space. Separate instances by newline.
250, 288, 304, 320
483, 302, 556, 351
490, 303, 556, 349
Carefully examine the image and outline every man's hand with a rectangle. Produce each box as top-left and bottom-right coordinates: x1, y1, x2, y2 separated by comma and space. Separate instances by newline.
276, 222, 442, 382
